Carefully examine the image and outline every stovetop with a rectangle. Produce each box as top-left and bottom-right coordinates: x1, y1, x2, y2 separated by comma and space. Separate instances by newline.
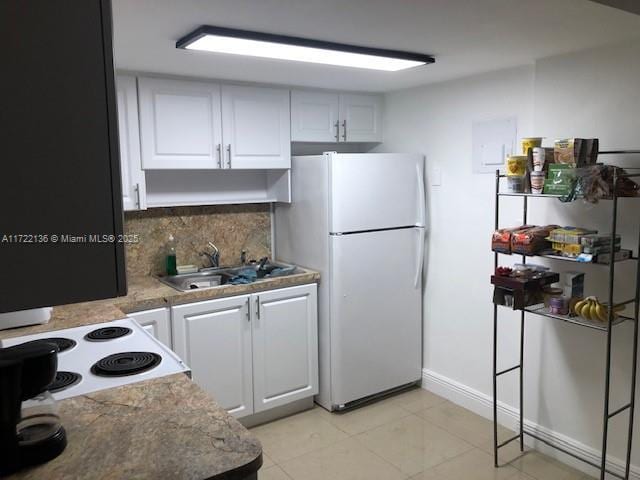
0, 318, 190, 400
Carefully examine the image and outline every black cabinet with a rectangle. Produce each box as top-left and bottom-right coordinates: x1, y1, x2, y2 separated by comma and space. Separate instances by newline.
0, 0, 127, 312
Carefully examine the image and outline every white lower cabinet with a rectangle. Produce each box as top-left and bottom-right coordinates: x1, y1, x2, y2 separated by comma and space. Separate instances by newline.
171, 284, 318, 419
172, 295, 254, 418
252, 284, 318, 412
129, 307, 171, 348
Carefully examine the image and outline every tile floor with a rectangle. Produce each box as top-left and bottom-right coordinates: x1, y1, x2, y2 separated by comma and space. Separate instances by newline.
251, 388, 595, 480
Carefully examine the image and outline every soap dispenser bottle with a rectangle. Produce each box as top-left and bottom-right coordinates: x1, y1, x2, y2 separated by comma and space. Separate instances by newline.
166, 234, 177, 276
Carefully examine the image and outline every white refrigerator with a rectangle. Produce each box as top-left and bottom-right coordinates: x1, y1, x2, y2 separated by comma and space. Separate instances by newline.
275, 152, 425, 410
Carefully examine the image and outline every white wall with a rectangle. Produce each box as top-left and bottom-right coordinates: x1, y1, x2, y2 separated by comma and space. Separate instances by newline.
377, 38, 640, 475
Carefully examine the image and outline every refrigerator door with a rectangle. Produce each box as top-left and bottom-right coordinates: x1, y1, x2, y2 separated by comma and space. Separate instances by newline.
329, 227, 423, 407
329, 153, 425, 233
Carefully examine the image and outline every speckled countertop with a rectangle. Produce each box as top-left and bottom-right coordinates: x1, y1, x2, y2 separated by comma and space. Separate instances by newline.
2, 265, 319, 480
0, 265, 320, 340
9, 374, 262, 480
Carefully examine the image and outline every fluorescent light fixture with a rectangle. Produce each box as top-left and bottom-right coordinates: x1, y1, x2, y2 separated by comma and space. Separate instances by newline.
176, 26, 434, 72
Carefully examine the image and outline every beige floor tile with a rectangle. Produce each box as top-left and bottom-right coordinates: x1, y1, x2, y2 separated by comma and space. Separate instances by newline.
498, 447, 586, 480
417, 401, 515, 453
409, 448, 527, 480
355, 414, 474, 476
259, 465, 292, 480
280, 437, 407, 480
251, 409, 349, 463
389, 388, 448, 413
262, 453, 275, 468
313, 400, 412, 435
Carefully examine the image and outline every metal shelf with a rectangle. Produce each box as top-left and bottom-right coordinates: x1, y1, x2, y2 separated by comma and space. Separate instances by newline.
497, 250, 638, 265
492, 159, 640, 480
523, 305, 631, 332
497, 192, 563, 198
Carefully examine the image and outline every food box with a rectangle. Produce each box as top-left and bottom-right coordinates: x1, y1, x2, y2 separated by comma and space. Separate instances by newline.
595, 249, 632, 264
548, 227, 597, 244
491, 226, 531, 254
563, 271, 585, 299
582, 242, 621, 255
492, 272, 560, 309
511, 225, 558, 255
543, 181, 573, 196
554, 139, 582, 166
581, 234, 621, 248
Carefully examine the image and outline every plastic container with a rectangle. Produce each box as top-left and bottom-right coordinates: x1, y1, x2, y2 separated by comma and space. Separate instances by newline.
507, 176, 526, 193
543, 286, 564, 307
549, 296, 569, 315
506, 156, 527, 177
521, 137, 544, 154
530, 171, 545, 194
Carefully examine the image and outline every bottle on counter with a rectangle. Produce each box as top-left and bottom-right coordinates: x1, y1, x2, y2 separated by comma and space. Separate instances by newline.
166, 234, 177, 276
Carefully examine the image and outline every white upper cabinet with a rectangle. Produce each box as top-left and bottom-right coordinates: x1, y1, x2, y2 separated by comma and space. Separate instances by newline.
339, 93, 383, 143
116, 75, 146, 210
291, 90, 383, 143
251, 284, 318, 413
221, 85, 291, 169
138, 77, 223, 170
291, 91, 340, 143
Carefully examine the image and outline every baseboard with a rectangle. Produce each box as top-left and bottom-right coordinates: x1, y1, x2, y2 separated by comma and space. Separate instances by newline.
421, 368, 638, 480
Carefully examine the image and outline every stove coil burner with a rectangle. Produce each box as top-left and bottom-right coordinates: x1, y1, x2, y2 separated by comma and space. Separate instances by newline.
21, 338, 77, 353
48, 371, 82, 393
90, 352, 162, 377
84, 326, 132, 342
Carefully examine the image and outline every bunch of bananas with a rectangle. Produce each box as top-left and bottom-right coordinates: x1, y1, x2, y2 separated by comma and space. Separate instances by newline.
572, 297, 623, 322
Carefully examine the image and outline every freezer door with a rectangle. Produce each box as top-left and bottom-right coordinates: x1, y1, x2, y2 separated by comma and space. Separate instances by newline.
329, 227, 423, 407
329, 153, 425, 233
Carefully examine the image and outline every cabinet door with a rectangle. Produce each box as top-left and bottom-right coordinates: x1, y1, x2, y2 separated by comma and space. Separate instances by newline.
221, 85, 291, 169
172, 296, 253, 418
129, 307, 171, 348
291, 91, 339, 142
116, 76, 146, 210
339, 93, 383, 142
138, 77, 223, 170
252, 284, 318, 413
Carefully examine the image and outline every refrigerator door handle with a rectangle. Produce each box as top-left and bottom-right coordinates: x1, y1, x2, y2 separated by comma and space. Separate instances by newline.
414, 227, 425, 289
416, 162, 426, 228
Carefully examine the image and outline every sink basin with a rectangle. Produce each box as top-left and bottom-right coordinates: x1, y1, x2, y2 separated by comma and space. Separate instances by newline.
157, 270, 234, 292
157, 261, 301, 292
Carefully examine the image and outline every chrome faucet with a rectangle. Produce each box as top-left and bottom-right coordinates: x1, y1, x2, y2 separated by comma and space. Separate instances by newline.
200, 241, 220, 268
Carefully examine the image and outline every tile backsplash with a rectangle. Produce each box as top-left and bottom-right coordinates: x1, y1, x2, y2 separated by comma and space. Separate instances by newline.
124, 204, 271, 277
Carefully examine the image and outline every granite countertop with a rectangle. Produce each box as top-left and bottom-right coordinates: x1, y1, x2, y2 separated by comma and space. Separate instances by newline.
1, 263, 319, 479
10, 374, 262, 480
0, 264, 320, 340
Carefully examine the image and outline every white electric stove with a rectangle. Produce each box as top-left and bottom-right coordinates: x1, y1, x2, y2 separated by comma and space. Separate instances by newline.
0, 318, 190, 400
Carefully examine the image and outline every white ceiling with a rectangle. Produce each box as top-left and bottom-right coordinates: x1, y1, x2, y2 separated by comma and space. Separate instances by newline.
112, 0, 640, 92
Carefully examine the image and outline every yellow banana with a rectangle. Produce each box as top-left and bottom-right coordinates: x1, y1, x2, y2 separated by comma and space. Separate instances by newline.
595, 302, 607, 322
590, 302, 600, 322
581, 300, 593, 321
573, 299, 587, 316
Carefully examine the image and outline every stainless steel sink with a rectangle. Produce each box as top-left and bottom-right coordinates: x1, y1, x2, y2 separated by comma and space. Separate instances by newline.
157, 270, 232, 292
157, 261, 301, 292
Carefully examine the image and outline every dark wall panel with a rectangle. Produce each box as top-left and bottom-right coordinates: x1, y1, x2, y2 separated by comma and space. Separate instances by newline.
0, 0, 126, 312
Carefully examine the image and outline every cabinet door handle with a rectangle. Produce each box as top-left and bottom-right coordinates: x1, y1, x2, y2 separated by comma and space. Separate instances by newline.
255, 296, 260, 319
334, 120, 340, 142
246, 299, 250, 322
134, 183, 141, 209
341, 120, 347, 141
216, 144, 222, 168
226, 144, 232, 168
